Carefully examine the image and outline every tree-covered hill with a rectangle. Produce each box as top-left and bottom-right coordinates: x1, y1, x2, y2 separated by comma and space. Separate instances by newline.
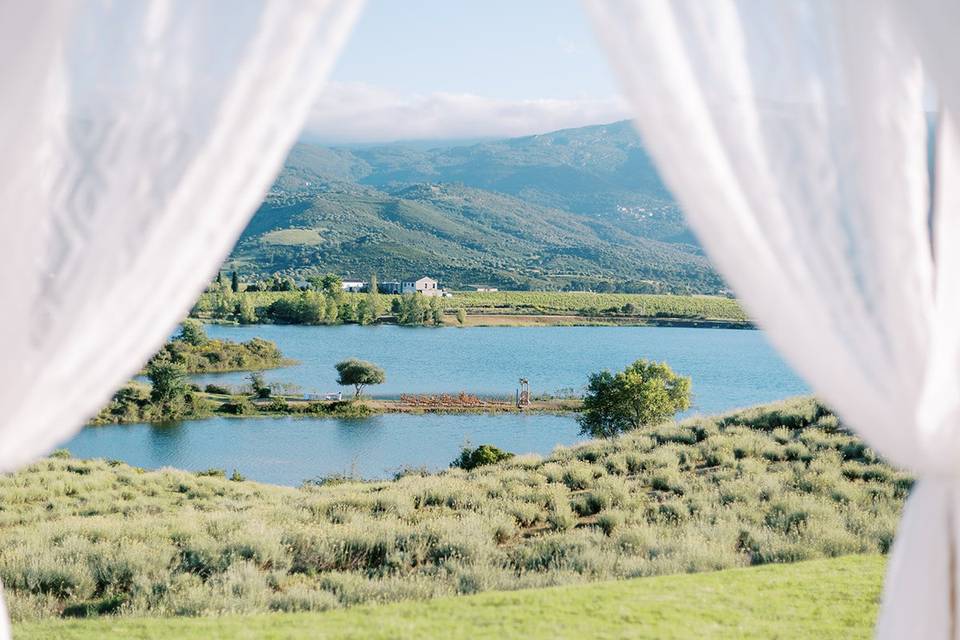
225, 121, 720, 292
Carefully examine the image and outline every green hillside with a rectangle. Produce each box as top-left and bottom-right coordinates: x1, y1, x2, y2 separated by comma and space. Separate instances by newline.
225, 122, 721, 293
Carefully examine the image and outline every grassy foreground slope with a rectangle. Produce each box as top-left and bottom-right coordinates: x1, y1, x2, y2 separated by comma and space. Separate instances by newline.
17, 555, 884, 639
1, 398, 904, 625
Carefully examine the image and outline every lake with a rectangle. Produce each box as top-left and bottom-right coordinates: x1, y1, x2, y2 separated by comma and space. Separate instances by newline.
191, 324, 801, 415
65, 324, 807, 485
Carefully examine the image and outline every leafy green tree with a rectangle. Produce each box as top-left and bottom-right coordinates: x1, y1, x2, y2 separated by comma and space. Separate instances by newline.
213, 290, 236, 319
366, 273, 382, 323
324, 297, 339, 324
456, 307, 467, 325
339, 301, 356, 323
319, 273, 343, 298
270, 274, 297, 291
298, 291, 325, 324
231, 271, 240, 293
265, 297, 300, 324
398, 294, 429, 325
235, 296, 258, 324
578, 359, 691, 438
335, 358, 386, 398
356, 298, 372, 325
248, 372, 271, 399
177, 319, 207, 346
430, 297, 444, 326
146, 359, 189, 414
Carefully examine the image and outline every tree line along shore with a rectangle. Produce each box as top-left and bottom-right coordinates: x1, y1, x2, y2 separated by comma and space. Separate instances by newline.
190, 274, 750, 329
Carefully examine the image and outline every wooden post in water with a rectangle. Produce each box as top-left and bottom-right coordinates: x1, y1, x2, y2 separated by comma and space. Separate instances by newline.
517, 378, 530, 408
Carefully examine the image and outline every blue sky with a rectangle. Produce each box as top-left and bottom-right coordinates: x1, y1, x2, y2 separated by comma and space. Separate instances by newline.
304, 0, 629, 143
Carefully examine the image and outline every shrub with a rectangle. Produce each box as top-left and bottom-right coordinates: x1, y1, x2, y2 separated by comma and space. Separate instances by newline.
266, 398, 289, 412
597, 510, 625, 536
218, 401, 253, 416
450, 445, 515, 471
204, 384, 231, 395
0, 399, 907, 623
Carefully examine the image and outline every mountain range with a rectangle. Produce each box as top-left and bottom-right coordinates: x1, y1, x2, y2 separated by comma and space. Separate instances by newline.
225, 120, 723, 293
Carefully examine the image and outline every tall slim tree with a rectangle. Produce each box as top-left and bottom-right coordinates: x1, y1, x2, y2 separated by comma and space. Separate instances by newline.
231, 270, 239, 293
367, 273, 382, 323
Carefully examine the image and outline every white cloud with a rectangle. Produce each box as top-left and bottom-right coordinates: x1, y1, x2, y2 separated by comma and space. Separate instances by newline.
302, 82, 631, 144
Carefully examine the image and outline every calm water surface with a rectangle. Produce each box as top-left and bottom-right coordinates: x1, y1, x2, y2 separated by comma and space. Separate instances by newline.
66, 325, 807, 485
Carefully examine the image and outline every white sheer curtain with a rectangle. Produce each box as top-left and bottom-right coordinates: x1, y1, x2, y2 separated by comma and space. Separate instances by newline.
0, 1, 361, 635
585, 0, 960, 637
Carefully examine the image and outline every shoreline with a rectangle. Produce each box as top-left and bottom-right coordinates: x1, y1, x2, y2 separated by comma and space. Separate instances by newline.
443, 313, 753, 329
89, 395, 583, 427
203, 315, 754, 330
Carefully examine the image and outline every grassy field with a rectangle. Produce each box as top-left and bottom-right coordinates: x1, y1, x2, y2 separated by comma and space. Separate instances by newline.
15, 554, 884, 639
195, 290, 748, 325
449, 291, 747, 321
0, 398, 904, 626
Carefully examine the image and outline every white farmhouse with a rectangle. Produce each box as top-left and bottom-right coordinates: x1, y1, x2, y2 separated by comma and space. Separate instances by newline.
401, 277, 443, 297
341, 280, 366, 293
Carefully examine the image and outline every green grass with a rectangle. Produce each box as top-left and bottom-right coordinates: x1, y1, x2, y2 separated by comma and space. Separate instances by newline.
15, 555, 884, 639
196, 290, 748, 324
0, 398, 904, 625
450, 291, 747, 321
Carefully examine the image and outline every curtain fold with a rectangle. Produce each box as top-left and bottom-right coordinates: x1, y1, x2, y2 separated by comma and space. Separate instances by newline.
585, 0, 958, 636
0, 1, 361, 635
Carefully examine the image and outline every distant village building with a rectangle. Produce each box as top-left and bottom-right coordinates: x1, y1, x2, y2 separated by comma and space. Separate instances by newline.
475, 287, 498, 292
341, 280, 366, 293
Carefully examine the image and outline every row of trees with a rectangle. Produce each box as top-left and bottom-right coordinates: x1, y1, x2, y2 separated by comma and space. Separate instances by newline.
393, 293, 444, 326
195, 281, 450, 327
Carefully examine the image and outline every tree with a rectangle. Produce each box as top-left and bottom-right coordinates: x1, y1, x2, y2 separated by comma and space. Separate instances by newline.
298, 291, 325, 324
456, 308, 467, 325
248, 372, 271, 399
216, 272, 224, 287
231, 271, 240, 293
398, 294, 428, 325
366, 273, 382, 323
429, 297, 444, 326
177, 319, 207, 346
319, 273, 342, 298
235, 296, 258, 324
146, 359, 189, 411
356, 298, 372, 325
335, 358, 386, 399
578, 359, 691, 438
324, 297, 339, 324
339, 301, 356, 323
